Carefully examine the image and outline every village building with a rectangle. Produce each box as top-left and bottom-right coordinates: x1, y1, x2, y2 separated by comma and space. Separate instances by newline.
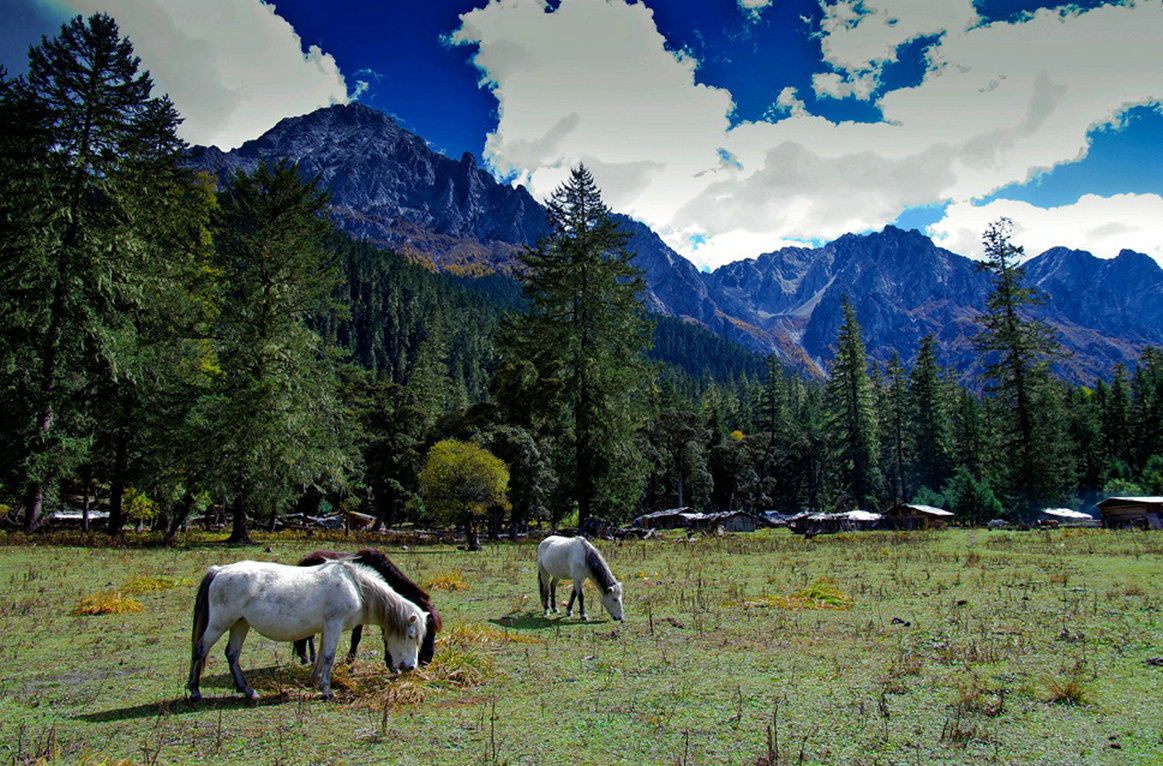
631, 508, 763, 533
882, 503, 953, 530
1095, 497, 1163, 529
787, 509, 884, 535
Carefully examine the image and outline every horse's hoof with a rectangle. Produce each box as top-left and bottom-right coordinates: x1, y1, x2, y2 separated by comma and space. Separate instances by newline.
321, 692, 334, 702
246, 690, 259, 701
187, 692, 202, 704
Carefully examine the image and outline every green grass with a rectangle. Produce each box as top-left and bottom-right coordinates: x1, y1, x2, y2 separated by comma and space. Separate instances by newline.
1, 528, 1161, 765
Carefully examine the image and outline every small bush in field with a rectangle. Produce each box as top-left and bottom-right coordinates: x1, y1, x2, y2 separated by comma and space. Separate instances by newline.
73, 590, 143, 615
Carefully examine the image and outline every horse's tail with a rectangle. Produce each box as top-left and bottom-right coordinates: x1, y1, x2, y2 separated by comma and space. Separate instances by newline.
189, 566, 218, 684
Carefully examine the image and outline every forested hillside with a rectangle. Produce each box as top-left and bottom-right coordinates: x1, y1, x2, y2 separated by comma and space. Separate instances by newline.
2, 15, 1161, 543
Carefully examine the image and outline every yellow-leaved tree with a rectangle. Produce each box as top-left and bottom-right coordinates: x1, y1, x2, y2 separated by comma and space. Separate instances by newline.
418, 440, 509, 551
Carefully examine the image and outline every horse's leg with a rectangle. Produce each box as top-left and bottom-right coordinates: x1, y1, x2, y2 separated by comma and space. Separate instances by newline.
576, 584, 587, 621
539, 567, 551, 616
292, 637, 311, 665
187, 623, 228, 702
224, 622, 257, 700
346, 625, 363, 663
315, 625, 342, 700
550, 578, 560, 614
566, 583, 577, 618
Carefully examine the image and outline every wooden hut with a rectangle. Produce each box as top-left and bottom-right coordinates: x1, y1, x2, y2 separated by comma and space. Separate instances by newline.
883, 503, 953, 530
632, 507, 697, 530
692, 511, 759, 533
1096, 497, 1163, 529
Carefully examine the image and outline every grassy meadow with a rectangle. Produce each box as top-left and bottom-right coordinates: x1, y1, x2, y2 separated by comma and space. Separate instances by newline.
1, 528, 1161, 765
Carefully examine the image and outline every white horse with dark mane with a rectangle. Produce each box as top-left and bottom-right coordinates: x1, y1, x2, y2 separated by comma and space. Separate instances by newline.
186, 559, 426, 702
537, 535, 624, 621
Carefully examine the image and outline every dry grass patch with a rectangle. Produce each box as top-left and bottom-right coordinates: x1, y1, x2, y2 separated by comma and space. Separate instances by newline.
72, 590, 143, 616
745, 577, 855, 611
424, 570, 469, 591
121, 574, 183, 594
446, 622, 544, 647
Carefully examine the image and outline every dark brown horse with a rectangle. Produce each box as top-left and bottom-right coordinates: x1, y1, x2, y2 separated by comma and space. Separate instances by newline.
293, 549, 441, 666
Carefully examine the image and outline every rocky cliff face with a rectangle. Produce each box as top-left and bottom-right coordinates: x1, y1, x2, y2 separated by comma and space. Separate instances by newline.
700, 227, 1163, 382
188, 104, 1163, 384
188, 103, 549, 272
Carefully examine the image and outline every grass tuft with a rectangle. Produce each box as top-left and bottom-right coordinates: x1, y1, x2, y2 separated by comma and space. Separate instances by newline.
1043, 659, 1092, 705
424, 570, 470, 591
73, 590, 143, 616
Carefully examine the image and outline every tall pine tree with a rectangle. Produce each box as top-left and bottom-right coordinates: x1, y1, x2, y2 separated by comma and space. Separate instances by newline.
0, 15, 204, 531
190, 161, 354, 543
506, 166, 653, 523
825, 296, 882, 508
974, 218, 1068, 517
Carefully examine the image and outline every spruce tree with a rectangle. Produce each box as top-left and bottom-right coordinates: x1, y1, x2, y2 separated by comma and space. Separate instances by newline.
507, 165, 653, 522
974, 218, 1068, 517
880, 352, 908, 504
191, 161, 354, 543
908, 335, 953, 496
0, 15, 203, 531
825, 296, 882, 508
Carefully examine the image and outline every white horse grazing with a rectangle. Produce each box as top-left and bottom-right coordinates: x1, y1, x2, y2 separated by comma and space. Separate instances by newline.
186, 560, 426, 702
537, 535, 624, 621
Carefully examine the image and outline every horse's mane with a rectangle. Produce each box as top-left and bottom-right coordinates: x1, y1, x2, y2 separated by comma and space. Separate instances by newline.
352, 549, 442, 631
583, 539, 618, 592
344, 561, 424, 635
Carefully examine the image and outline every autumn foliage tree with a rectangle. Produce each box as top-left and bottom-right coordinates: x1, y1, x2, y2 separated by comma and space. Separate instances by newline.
418, 439, 508, 551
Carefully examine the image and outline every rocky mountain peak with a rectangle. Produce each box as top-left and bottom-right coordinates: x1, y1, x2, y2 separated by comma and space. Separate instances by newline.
185, 102, 1162, 384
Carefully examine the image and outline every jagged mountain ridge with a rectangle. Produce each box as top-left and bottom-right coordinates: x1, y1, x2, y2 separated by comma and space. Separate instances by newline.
189, 103, 549, 273
187, 103, 1163, 383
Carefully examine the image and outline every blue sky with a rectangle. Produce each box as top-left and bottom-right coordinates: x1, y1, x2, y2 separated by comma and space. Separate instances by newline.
3, 0, 1161, 269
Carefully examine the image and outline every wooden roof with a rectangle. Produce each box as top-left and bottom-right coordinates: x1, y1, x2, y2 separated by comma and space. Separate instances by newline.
887, 503, 953, 517
1095, 496, 1163, 520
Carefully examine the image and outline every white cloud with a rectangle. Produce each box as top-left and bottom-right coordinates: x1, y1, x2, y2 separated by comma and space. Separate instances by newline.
814, 0, 978, 98
456, 0, 1163, 271
44, 0, 352, 149
450, 0, 732, 221
738, 0, 773, 20
931, 194, 1163, 267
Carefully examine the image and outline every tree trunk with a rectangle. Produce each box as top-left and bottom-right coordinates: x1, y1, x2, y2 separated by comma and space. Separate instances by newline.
22, 483, 45, 534
106, 433, 128, 535
227, 497, 252, 545
165, 491, 194, 545
463, 509, 482, 551
81, 464, 92, 534
509, 501, 523, 542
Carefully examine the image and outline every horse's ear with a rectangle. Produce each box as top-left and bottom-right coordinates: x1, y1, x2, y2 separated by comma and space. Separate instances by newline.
408, 613, 418, 624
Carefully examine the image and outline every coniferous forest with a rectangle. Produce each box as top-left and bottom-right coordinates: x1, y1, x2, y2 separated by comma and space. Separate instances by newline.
2, 15, 1161, 542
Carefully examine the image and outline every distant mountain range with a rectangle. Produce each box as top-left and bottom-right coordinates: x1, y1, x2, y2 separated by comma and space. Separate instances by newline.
188, 103, 1163, 384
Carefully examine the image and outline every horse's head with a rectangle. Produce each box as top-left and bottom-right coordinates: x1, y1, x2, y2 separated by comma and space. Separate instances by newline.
601, 581, 624, 622
383, 612, 425, 672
